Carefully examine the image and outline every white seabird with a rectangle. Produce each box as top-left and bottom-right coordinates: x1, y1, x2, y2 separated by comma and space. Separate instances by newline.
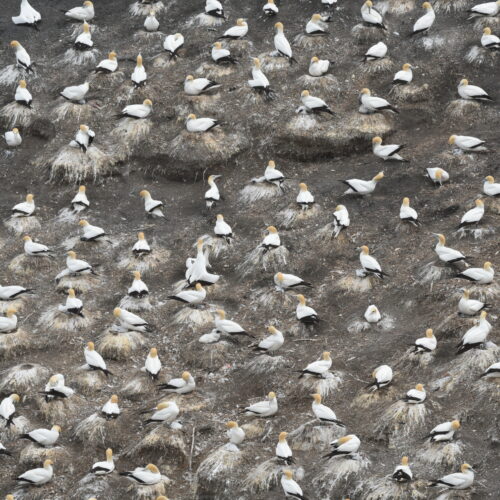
309, 56, 331, 77
468, 1, 500, 19
306, 14, 328, 35
119, 464, 161, 484
426, 167, 449, 186
92, 449, 115, 475
187, 114, 220, 133
12, 0, 41, 28
95, 51, 118, 73
363, 41, 387, 61
430, 464, 475, 490
113, 307, 151, 332
480, 361, 500, 379
214, 214, 233, 242
15, 79, 32, 107
361, 1, 386, 29
158, 371, 195, 393
215, 310, 253, 337
71, 186, 89, 212
252, 161, 284, 187
17, 459, 53, 485
205, 0, 225, 18
458, 79, 492, 101
102, 395, 120, 419
281, 470, 307, 499
58, 288, 84, 316
459, 199, 484, 228
364, 305, 381, 323
276, 432, 294, 464
300, 90, 334, 115
274, 22, 296, 63
263, 0, 278, 16
84, 341, 112, 376
41, 374, 74, 400
143, 347, 161, 378
296, 294, 319, 324
226, 421, 245, 445
366, 364, 393, 390
20, 425, 61, 447
5, 128, 22, 147
402, 383, 426, 403
372, 136, 407, 161
252, 326, 284, 353
359, 245, 387, 279
483, 176, 500, 196
248, 58, 273, 98
312, 393, 345, 426
205, 174, 221, 207
434, 234, 466, 264
219, 18, 248, 39
144, 10, 159, 32
0, 284, 31, 301
10, 41, 33, 72
456, 311, 491, 354
70, 124, 95, 153
164, 33, 184, 58
119, 99, 153, 119
459, 289, 490, 316
0, 394, 20, 425
131, 54, 147, 88
392, 457, 412, 482
184, 75, 220, 96
140, 190, 164, 217
411, 2, 435, 36
413, 328, 437, 353
296, 182, 315, 209
60, 81, 90, 103
274, 272, 312, 290
392, 64, 413, 85
212, 42, 237, 64
168, 283, 206, 305
0, 308, 19, 333
359, 88, 398, 113
400, 197, 419, 226
324, 434, 361, 458
426, 420, 461, 442
298, 351, 331, 378
79, 219, 107, 241
75, 22, 93, 49
449, 134, 487, 152
12, 193, 35, 216
62, 1, 94, 21
333, 204, 350, 237
261, 225, 281, 250
243, 391, 278, 417
481, 27, 500, 49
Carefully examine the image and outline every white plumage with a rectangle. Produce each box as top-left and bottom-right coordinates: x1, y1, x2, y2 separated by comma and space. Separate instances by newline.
333, 204, 350, 237
0, 284, 30, 300
361, 1, 385, 29
23, 236, 50, 256
5, 128, 22, 147
281, 470, 305, 499
11, 41, 32, 71
458, 262, 494, 284
120, 464, 161, 484
131, 55, 147, 87
431, 464, 474, 490
159, 372, 195, 394
342, 172, 384, 195
64, 1, 95, 21
102, 395, 120, 419
403, 384, 426, 404
309, 56, 330, 76
296, 183, 315, 209
427, 420, 461, 442
144, 11, 159, 31
12, 0, 41, 26
114, 307, 150, 332
263, 0, 278, 16
145, 402, 180, 424
369, 364, 393, 390
274, 272, 311, 290
457, 311, 491, 353
325, 434, 361, 458
372, 137, 406, 161
15, 80, 32, 107
17, 460, 53, 485
483, 176, 500, 196
412, 3, 435, 35
60, 81, 89, 103
481, 28, 500, 49
460, 200, 484, 227
458, 290, 489, 316
184, 75, 219, 96
312, 394, 344, 426
120, 100, 152, 119
363, 41, 387, 61
253, 326, 284, 353
12, 194, 35, 216
276, 433, 293, 463
299, 351, 332, 377
364, 305, 381, 323
434, 234, 466, 263
187, 115, 219, 133
274, 23, 294, 61
92, 449, 115, 475
244, 392, 278, 417
21, 426, 60, 447
144, 348, 161, 377
360, 89, 397, 113
458, 79, 491, 101
226, 422, 245, 444
450, 135, 487, 152
413, 329, 437, 353
426, 167, 449, 185
164, 33, 184, 57
71, 186, 89, 211
84, 342, 111, 375
468, 1, 499, 17
400, 198, 419, 226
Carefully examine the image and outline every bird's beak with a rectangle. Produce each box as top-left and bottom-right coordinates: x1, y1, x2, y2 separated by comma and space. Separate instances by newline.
212, 175, 222, 180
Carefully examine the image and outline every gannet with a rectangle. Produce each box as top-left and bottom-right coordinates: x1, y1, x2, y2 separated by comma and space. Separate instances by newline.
366, 364, 393, 390
10, 41, 33, 72
79, 220, 107, 241
17, 459, 53, 485
400, 197, 419, 226
186, 239, 220, 286
296, 183, 315, 209
261, 225, 281, 251
402, 383, 426, 403
132, 233, 150, 257
5, 128, 22, 147
480, 361, 500, 379
20, 425, 61, 447
0, 284, 32, 301
119, 99, 153, 118
296, 294, 319, 324
359, 88, 398, 113
12, 194, 35, 216
457, 311, 491, 354
298, 351, 331, 378
459, 199, 484, 227
481, 27, 500, 49
139, 190, 164, 217
0, 394, 20, 426
62, 1, 95, 21
132, 54, 147, 88
60, 81, 89, 103
332, 204, 350, 237
119, 464, 161, 484
449, 135, 487, 152
252, 161, 284, 187
15, 80, 32, 108
187, 114, 220, 133
212, 42, 237, 64
372, 136, 407, 161
458, 79, 492, 101
309, 56, 331, 77
226, 421, 245, 445
252, 326, 284, 353
359, 245, 387, 279
248, 58, 273, 97
276, 432, 294, 464
164, 33, 184, 58
263, 0, 278, 16
219, 18, 248, 39
363, 41, 387, 61
322, 0, 338, 5
411, 2, 435, 36
392, 457, 412, 482
468, 1, 500, 18
458, 262, 494, 284
361, 1, 386, 29
426, 420, 461, 442
41, 374, 74, 401
214, 214, 233, 242
413, 328, 437, 353
114, 307, 151, 332
364, 305, 381, 323
168, 283, 206, 304
184, 75, 220, 95
70, 125, 95, 153
215, 310, 253, 337
63, 250, 96, 277
312, 394, 345, 426
84, 342, 112, 376
144, 348, 161, 378
274, 23, 296, 63
430, 464, 474, 490
12, 0, 41, 28
75, 22, 93, 49
243, 392, 278, 417
392, 64, 413, 85
58, 288, 84, 317
324, 435, 361, 458
301, 90, 334, 115
274, 272, 312, 290
426, 167, 449, 186
144, 10, 159, 31
281, 470, 306, 500
92, 449, 115, 475
102, 395, 120, 419
23, 235, 50, 256
306, 14, 328, 35
158, 371, 195, 393
483, 176, 500, 196
0, 309, 18, 333
205, 174, 221, 206
205, 0, 225, 18
458, 289, 490, 316
434, 234, 466, 264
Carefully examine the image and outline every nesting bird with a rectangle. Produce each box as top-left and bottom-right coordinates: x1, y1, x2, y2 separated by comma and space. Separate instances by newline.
400, 197, 419, 226
20, 425, 61, 447
402, 384, 426, 403
84, 341, 112, 376
102, 395, 120, 419
60, 81, 90, 103
63, 1, 95, 21
457, 262, 494, 284
95, 51, 118, 73
411, 2, 435, 36
168, 283, 206, 305
458, 289, 490, 316
131, 54, 147, 87
58, 288, 84, 317
300, 90, 334, 115
144, 10, 159, 31
363, 41, 387, 61
226, 421, 245, 445
261, 225, 281, 251
281, 470, 307, 500
10, 41, 33, 72
434, 234, 466, 264
143, 348, 161, 378
15, 80, 32, 107
359, 245, 387, 279
75, 22, 93, 50
481, 27, 500, 49
205, 0, 225, 18
0, 393, 20, 426
392, 64, 413, 85
449, 134, 488, 152
459, 199, 484, 227
364, 305, 381, 323
70, 125, 95, 153
413, 328, 437, 353
143, 402, 179, 424
480, 361, 500, 379
248, 58, 273, 98
274, 22, 296, 63
276, 432, 294, 464
205, 174, 222, 207
23, 235, 50, 256
114, 307, 151, 332
219, 18, 248, 39
359, 88, 398, 113
296, 183, 315, 209
164, 33, 184, 58
5, 128, 22, 147
187, 114, 220, 133
456, 311, 491, 354
361, 1, 386, 29
332, 204, 350, 237
12, 0, 41, 28
324, 434, 361, 458
372, 136, 407, 161
296, 294, 319, 324
17, 459, 54, 485
12, 194, 35, 216
430, 463, 475, 490
306, 14, 328, 35
392, 457, 412, 482
92, 448, 115, 475
274, 272, 312, 290
457, 79, 492, 101
263, 0, 278, 16
184, 75, 220, 96
0, 309, 19, 333
483, 176, 500, 196
119, 464, 161, 484
298, 351, 332, 378
426, 167, 449, 186
468, 1, 500, 19
214, 214, 233, 242
158, 371, 195, 394
366, 364, 393, 390
252, 326, 284, 353
309, 56, 331, 77
242, 391, 278, 417
426, 420, 461, 442
212, 42, 237, 64
214, 310, 252, 337
312, 393, 345, 426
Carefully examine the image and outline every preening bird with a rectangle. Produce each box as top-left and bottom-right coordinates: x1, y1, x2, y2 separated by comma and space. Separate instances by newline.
84, 342, 112, 376
298, 351, 331, 378
23, 236, 51, 256
10, 41, 33, 72
248, 58, 273, 97
457, 261, 494, 284
102, 395, 120, 419
20, 425, 60, 447
212, 42, 237, 64
312, 393, 345, 426
324, 434, 361, 459
430, 463, 475, 490
296, 183, 315, 209
58, 288, 84, 317
359, 245, 387, 279
309, 56, 331, 77
434, 234, 466, 264
0, 309, 18, 333
426, 420, 461, 442
140, 190, 164, 217
411, 2, 435, 36
70, 125, 95, 153
12, 193, 35, 216
332, 204, 350, 237
281, 469, 307, 500
263, 0, 278, 15
456, 311, 491, 354
219, 18, 248, 39
114, 307, 151, 332
15, 80, 32, 107
252, 161, 285, 188
119, 464, 161, 484
95, 51, 118, 73
60, 81, 90, 103
214, 310, 253, 337
131, 54, 147, 87
205, 0, 225, 18
306, 14, 328, 35
41, 374, 74, 401
5, 128, 22, 147
274, 22, 296, 63
143, 347, 161, 378
12, 0, 41, 28
276, 432, 294, 464
75, 22, 93, 50
392, 64, 413, 85
426, 167, 449, 186
0, 394, 20, 426
402, 383, 426, 404
261, 225, 281, 251
364, 305, 381, 323
186, 239, 219, 286
400, 197, 419, 226
144, 10, 159, 32
226, 421, 245, 445
480, 361, 500, 379
359, 88, 398, 113
481, 27, 500, 49
79, 219, 107, 241
164, 33, 184, 58
296, 294, 319, 324
458, 79, 492, 101
274, 272, 312, 290
17, 459, 54, 485
242, 391, 278, 417
214, 214, 233, 242
366, 364, 393, 390
184, 75, 220, 96
187, 114, 220, 133
392, 457, 412, 482
62, 1, 95, 21
205, 174, 221, 207
144, 401, 180, 425
92, 448, 115, 475
372, 136, 407, 161
252, 326, 284, 353
483, 176, 500, 196
458, 289, 490, 316
449, 135, 487, 152
71, 186, 89, 212
158, 371, 195, 394
119, 99, 153, 119
459, 199, 484, 227
300, 90, 334, 115
361, 1, 386, 29
363, 41, 387, 61
342, 172, 384, 195
413, 328, 437, 353
168, 283, 206, 305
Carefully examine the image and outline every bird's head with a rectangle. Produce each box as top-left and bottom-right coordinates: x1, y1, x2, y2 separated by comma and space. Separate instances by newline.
136, 54, 143, 65
6, 308, 17, 317
79, 219, 89, 226
372, 136, 382, 145
425, 328, 434, 338
83, 21, 90, 33
301, 90, 310, 98
452, 420, 461, 430
415, 383, 424, 391
461, 463, 473, 473
84, 1, 93, 7
459, 78, 468, 86
139, 189, 150, 198
360, 245, 369, 255
216, 309, 225, 319
213, 42, 222, 49
87, 341, 95, 350
322, 351, 331, 360
182, 371, 191, 381
401, 456, 409, 465
106, 448, 113, 460
312, 13, 322, 21
274, 22, 284, 31
79, 185, 86, 192
373, 172, 384, 181
296, 294, 306, 305
276, 272, 284, 282
146, 464, 159, 473
266, 225, 277, 233
253, 58, 261, 67
484, 261, 492, 271
11, 394, 20, 402
268, 391, 276, 399
480, 311, 488, 320
157, 402, 169, 409
402, 63, 412, 70
226, 421, 238, 429
360, 88, 371, 95
43, 459, 54, 467
483, 27, 491, 35
279, 431, 288, 441
143, 99, 152, 107
475, 199, 484, 207
402, 197, 410, 206
137, 232, 146, 240
109, 51, 117, 59
485, 175, 494, 183
236, 18, 245, 26
68, 288, 76, 298
133, 270, 141, 280
10, 41, 21, 48
335, 204, 345, 211
22, 235, 32, 242
26, 193, 34, 202
195, 283, 204, 291
283, 469, 293, 479
422, 2, 432, 8
299, 182, 308, 191
311, 56, 319, 63
187, 113, 197, 120
12, 128, 19, 134
110, 395, 118, 404
185, 75, 194, 81
267, 325, 278, 334
216, 214, 224, 221
52, 425, 61, 432
448, 135, 456, 145
312, 393, 322, 403
113, 308, 121, 317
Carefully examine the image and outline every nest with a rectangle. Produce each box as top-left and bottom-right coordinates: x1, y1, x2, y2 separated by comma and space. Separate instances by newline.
359, 477, 427, 500
298, 372, 343, 398
118, 246, 170, 274
276, 204, 321, 229
54, 101, 95, 123
47, 145, 124, 184
312, 453, 370, 492
417, 261, 455, 285
0, 65, 29, 86
127, 478, 170, 500
433, 0, 469, 12
0, 363, 49, 393
56, 273, 100, 294
195, 61, 237, 80
19, 445, 70, 469
125, 426, 187, 464
415, 440, 465, 468
172, 306, 214, 330
251, 287, 295, 313
336, 275, 373, 293
61, 48, 99, 66
74, 370, 106, 395
0, 101, 37, 128
133, 30, 165, 47
37, 396, 80, 424
0, 328, 30, 359
188, 13, 225, 27
472, 16, 500, 31
182, 340, 232, 370
445, 100, 483, 125
121, 372, 155, 400
352, 386, 398, 409
38, 307, 92, 332
239, 182, 284, 204
111, 118, 153, 149
293, 34, 330, 50
197, 235, 231, 259
401, 348, 436, 368
379, 0, 416, 15
419, 35, 446, 52
456, 227, 495, 240
0, 296, 30, 314
390, 84, 431, 104
351, 24, 387, 44
465, 45, 497, 67
73, 413, 121, 447
8, 253, 54, 277
184, 93, 223, 115
362, 57, 393, 74
243, 355, 287, 376
97, 330, 145, 360
242, 457, 282, 494
119, 295, 152, 312
258, 53, 293, 73
346, 315, 394, 334
0, 415, 30, 441
289, 419, 345, 451
297, 74, 340, 95
237, 246, 289, 278
4, 216, 41, 234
